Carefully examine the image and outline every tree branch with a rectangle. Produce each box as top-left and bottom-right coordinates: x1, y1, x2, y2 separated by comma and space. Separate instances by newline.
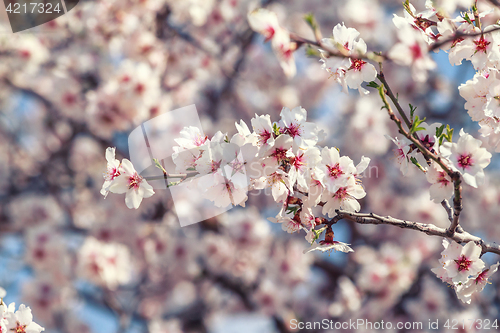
333, 210, 500, 256
375, 72, 463, 236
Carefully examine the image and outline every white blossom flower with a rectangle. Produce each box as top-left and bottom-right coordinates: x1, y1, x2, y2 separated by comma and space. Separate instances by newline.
440, 129, 492, 188
278, 106, 319, 147
459, 72, 491, 122
287, 143, 321, 190
426, 162, 454, 203
4, 304, 45, 333
321, 177, 366, 217
108, 159, 155, 209
318, 147, 356, 193
251, 114, 275, 147
261, 134, 293, 170
77, 237, 132, 290
271, 27, 297, 78
449, 26, 500, 71
247, 8, 280, 42
458, 262, 499, 304
201, 167, 249, 207
388, 16, 436, 82
100, 147, 122, 197
441, 241, 485, 284
386, 136, 411, 176
319, 23, 376, 94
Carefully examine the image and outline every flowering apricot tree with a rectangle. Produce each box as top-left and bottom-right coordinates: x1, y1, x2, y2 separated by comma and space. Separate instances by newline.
2, 0, 500, 332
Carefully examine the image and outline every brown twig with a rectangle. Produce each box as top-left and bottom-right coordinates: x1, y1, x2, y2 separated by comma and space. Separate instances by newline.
375, 72, 463, 236
332, 210, 500, 256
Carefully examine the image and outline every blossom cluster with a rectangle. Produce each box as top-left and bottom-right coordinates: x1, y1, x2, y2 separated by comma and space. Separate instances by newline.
103, 106, 370, 253
432, 240, 499, 304
0, 287, 45, 333
387, 124, 491, 202
100, 147, 155, 209
319, 23, 377, 95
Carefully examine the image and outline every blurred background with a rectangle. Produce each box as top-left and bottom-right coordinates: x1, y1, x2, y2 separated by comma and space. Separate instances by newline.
0, 0, 500, 332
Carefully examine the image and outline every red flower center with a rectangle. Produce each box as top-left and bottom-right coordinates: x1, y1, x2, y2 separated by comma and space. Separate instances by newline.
128, 173, 143, 190
474, 36, 490, 53
350, 59, 366, 71
327, 163, 343, 179
334, 186, 348, 200
455, 255, 472, 272
285, 123, 301, 137
475, 269, 489, 284
258, 130, 271, 145
271, 147, 288, 161
457, 153, 473, 169
410, 43, 422, 59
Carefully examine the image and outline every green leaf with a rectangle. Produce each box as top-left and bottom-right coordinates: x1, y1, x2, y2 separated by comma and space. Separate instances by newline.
273, 123, 281, 136
438, 125, 454, 145
410, 156, 426, 172
305, 45, 321, 58
304, 13, 317, 31
435, 124, 445, 137
153, 158, 167, 174
403, 0, 414, 17
410, 115, 427, 134
409, 104, 417, 120
367, 81, 379, 88
310, 226, 328, 245
463, 12, 473, 25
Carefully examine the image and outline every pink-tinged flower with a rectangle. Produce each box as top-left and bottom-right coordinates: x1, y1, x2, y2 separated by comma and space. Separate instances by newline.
174, 126, 208, 150
304, 227, 353, 254
201, 168, 249, 208
319, 23, 376, 94
251, 114, 275, 147
415, 122, 441, 153
398, 2, 437, 43
77, 237, 132, 290
247, 8, 280, 42
232, 119, 258, 146
485, 79, 500, 118
253, 168, 291, 203
426, 162, 453, 203
319, 147, 356, 193
271, 27, 297, 78
268, 215, 302, 234
459, 72, 491, 122
195, 141, 224, 175
304, 170, 325, 208
261, 134, 293, 169
386, 136, 411, 175
449, 26, 500, 71
279, 106, 319, 147
101, 147, 122, 197
344, 58, 377, 95
288, 143, 321, 190
440, 129, 492, 188
108, 159, 154, 209
442, 241, 485, 284
4, 304, 45, 333
460, 262, 499, 303
478, 117, 500, 152
321, 177, 366, 217
388, 16, 436, 82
